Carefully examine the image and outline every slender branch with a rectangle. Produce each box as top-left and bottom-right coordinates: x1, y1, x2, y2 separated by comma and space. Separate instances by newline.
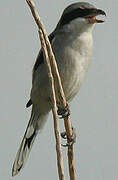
39, 28, 65, 180
26, 1, 65, 179
26, 0, 76, 179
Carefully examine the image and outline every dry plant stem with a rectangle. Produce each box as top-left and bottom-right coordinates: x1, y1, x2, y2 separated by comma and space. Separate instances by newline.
43, 22, 76, 180
68, 142, 76, 180
26, 0, 76, 179
26, 1, 65, 179
39, 29, 65, 180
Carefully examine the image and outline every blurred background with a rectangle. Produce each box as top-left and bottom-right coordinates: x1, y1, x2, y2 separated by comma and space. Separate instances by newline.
0, 0, 118, 179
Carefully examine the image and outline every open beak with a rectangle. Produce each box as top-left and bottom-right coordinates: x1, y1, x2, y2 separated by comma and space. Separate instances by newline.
85, 9, 106, 24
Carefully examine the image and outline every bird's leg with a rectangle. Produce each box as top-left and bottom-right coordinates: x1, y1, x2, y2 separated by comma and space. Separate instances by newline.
57, 103, 70, 118
61, 127, 76, 147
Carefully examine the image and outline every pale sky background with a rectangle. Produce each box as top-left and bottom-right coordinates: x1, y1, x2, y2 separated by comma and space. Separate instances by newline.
0, 0, 118, 179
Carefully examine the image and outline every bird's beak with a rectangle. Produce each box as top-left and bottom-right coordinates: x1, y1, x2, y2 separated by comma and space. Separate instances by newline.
85, 9, 106, 24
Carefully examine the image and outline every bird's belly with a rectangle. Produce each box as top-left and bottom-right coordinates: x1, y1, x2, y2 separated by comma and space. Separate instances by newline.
56, 50, 91, 102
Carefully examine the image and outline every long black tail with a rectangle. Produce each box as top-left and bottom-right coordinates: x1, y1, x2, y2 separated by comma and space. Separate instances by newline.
12, 107, 48, 176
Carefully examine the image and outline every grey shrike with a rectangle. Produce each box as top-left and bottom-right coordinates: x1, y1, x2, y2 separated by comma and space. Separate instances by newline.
12, 2, 106, 176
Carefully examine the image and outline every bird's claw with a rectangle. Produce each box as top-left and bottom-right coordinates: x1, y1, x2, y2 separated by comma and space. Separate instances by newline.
61, 127, 76, 147
57, 104, 70, 118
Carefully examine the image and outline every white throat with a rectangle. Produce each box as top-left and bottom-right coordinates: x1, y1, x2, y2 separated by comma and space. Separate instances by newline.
60, 17, 95, 35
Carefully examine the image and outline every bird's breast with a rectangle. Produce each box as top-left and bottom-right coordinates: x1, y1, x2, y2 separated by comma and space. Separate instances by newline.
52, 32, 93, 101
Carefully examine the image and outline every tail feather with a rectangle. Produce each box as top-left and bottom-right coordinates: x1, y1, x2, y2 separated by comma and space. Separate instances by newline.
12, 106, 48, 176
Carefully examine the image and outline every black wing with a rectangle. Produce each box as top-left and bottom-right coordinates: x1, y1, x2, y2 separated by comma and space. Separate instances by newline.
33, 32, 55, 72
26, 32, 55, 108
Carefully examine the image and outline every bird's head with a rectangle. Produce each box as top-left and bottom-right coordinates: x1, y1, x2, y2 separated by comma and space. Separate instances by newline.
56, 2, 106, 34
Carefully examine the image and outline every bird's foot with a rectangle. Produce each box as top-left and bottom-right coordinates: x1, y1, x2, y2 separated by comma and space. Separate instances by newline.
57, 104, 70, 119
61, 127, 76, 147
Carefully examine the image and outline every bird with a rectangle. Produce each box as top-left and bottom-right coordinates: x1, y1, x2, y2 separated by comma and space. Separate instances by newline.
12, 2, 106, 176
